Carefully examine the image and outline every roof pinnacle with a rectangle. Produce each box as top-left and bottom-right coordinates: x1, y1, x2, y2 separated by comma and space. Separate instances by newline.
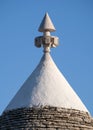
38, 13, 56, 32
35, 13, 59, 53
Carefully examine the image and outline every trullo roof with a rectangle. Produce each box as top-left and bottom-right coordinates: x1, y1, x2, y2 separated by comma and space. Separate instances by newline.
5, 13, 88, 113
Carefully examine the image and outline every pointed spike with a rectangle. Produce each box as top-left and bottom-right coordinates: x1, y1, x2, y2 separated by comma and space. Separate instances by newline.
38, 13, 56, 32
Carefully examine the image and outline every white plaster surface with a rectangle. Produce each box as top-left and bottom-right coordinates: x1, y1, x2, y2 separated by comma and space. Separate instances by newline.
5, 53, 88, 112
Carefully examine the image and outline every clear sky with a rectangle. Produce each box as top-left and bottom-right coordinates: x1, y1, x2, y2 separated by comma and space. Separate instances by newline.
0, 0, 93, 115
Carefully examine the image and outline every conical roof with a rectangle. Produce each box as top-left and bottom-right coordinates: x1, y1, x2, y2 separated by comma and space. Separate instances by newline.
1, 13, 93, 130
4, 13, 88, 113
5, 53, 88, 112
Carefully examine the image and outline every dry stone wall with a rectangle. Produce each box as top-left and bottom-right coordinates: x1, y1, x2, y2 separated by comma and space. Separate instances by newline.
0, 106, 93, 130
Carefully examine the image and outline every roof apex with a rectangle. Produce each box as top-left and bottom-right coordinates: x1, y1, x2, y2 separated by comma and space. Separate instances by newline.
38, 13, 56, 32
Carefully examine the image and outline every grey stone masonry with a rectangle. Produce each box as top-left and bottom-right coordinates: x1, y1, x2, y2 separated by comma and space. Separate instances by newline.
0, 106, 93, 130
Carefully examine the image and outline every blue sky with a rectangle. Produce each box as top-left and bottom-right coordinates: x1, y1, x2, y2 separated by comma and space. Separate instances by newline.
0, 0, 93, 115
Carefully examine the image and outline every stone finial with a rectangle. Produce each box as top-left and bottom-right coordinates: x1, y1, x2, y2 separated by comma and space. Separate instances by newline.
38, 13, 56, 32
35, 13, 59, 53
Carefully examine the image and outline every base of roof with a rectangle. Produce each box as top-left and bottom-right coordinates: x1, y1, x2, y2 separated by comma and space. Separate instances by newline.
1, 106, 93, 129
